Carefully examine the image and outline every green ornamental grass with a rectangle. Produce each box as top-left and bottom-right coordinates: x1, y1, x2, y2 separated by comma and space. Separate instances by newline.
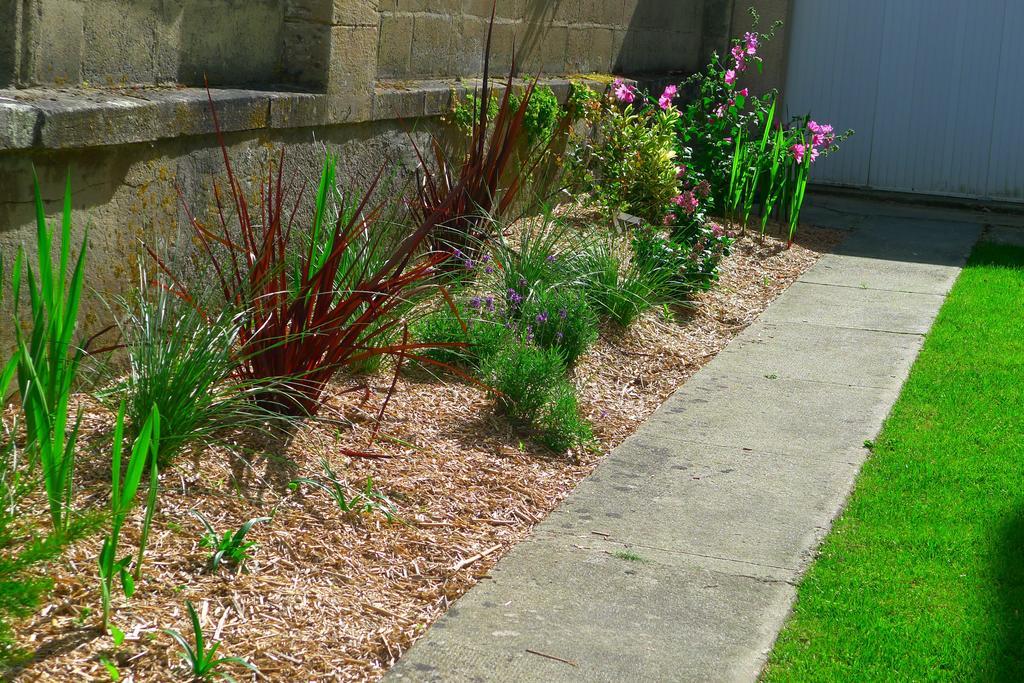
98, 403, 160, 632
13, 171, 88, 534
164, 600, 257, 682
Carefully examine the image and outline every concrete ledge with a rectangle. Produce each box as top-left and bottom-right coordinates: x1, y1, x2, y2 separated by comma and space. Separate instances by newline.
0, 77, 612, 152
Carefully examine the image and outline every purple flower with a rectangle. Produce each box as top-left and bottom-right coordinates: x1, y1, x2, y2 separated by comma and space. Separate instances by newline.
469, 296, 482, 309
558, 308, 568, 319
485, 265, 494, 274
536, 311, 549, 324
464, 258, 475, 270
518, 276, 528, 288
481, 254, 491, 262
546, 254, 557, 263
508, 288, 523, 306
453, 248, 463, 259
556, 331, 564, 341
485, 295, 495, 313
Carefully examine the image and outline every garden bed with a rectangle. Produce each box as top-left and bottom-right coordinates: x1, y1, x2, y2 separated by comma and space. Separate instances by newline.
8, 222, 842, 682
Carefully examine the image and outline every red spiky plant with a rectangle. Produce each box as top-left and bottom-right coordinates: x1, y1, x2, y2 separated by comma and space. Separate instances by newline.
153, 94, 457, 419
409, 2, 569, 261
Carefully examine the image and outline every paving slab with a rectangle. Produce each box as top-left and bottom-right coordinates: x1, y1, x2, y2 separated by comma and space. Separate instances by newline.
760, 281, 945, 334
717, 321, 923, 388
390, 534, 796, 683
538, 434, 863, 572
388, 209, 982, 682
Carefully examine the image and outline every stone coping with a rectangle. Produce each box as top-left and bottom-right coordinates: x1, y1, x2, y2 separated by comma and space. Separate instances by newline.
0, 76, 616, 152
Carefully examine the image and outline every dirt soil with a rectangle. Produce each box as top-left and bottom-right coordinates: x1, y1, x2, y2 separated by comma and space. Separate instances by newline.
8, 224, 844, 682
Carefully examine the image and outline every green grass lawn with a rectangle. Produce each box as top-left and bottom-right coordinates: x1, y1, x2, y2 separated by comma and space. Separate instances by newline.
763, 240, 1024, 682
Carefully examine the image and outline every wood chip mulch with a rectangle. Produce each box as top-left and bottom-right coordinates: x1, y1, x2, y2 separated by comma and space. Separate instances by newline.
7, 223, 843, 682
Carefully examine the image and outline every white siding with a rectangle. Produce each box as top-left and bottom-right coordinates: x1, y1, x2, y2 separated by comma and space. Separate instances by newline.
785, 0, 1023, 202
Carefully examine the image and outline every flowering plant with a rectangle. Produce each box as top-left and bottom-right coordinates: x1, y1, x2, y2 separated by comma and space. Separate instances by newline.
568, 79, 683, 224
676, 12, 780, 208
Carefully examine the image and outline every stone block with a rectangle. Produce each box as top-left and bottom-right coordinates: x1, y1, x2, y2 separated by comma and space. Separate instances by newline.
82, 0, 160, 86
450, 14, 489, 76
288, 0, 379, 26
397, 0, 459, 12
325, 25, 377, 122
331, 0, 381, 26
540, 24, 569, 75
0, 97, 42, 150
177, 1, 283, 87
35, 0, 85, 86
372, 87, 425, 120
281, 21, 332, 88
567, 26, 613, 74
377, 14, 414, 77
0, 1, 21, 88
411, 14, 454, 77
421, 81, 455, 116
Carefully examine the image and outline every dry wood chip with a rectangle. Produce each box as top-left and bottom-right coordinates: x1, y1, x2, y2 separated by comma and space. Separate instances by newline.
5, 219, 842, 682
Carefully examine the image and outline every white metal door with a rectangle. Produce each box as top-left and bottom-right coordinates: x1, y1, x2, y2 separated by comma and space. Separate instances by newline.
784, 0, 1024, 202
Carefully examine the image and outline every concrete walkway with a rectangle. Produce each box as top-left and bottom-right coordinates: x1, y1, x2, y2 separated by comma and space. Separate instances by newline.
389, 198, 983, 682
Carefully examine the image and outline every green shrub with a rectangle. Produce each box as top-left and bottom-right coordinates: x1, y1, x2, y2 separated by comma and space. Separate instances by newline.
519, 287, 598, 366
512, 83, 561, 144
537, 383, 593, 452
481, 342, 590, 452
575, 101, 681, 223
412, 298, 509, 370
566, 236, 668, 327
451, 84, 563, 144
632, 223, 735, 301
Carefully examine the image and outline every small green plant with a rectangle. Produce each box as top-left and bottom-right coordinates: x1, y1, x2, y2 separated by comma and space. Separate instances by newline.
101, 274, 281, 468
519, 287, 598, 366
411, 299, 509, 371
613, 549, 646, 562
536, 382, 593, 453
163, 600, 258, 682
290, 458, 396, 521
0, 340, 94, 663
13, 170, 89, 534
99, 403, 160, 632
481, 341, 591, 452
194, 512, 268, 572
567, 235, 667, 327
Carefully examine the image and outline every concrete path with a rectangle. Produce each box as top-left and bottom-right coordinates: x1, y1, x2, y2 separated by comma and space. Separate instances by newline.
389, 198, 983, 682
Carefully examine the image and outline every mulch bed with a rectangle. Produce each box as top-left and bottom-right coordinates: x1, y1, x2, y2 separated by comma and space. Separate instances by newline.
7, 222, 843, 682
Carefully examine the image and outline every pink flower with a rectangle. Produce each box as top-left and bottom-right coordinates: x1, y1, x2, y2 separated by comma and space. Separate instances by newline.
663, 213, 677, 226
673, 190, 699, 216
731, 46, 747, 71
676, 165, 687, 178
713, 104, 726, 118
696, 180, 711, 198
710, 222, 725, 237
809, 146, 820, 163
744, 32, 759, 55
738, 87, 749, 97
808, 121, 836, 148
613, 78, 635, 104
724, 69, 737, 86
658, 84, 678, 110
790, 143, 806, 164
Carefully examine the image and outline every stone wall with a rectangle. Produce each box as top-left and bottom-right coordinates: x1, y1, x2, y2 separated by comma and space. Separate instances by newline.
2, 0, 289, 88
0, 0, 793, 352
377, 0, 703, 80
